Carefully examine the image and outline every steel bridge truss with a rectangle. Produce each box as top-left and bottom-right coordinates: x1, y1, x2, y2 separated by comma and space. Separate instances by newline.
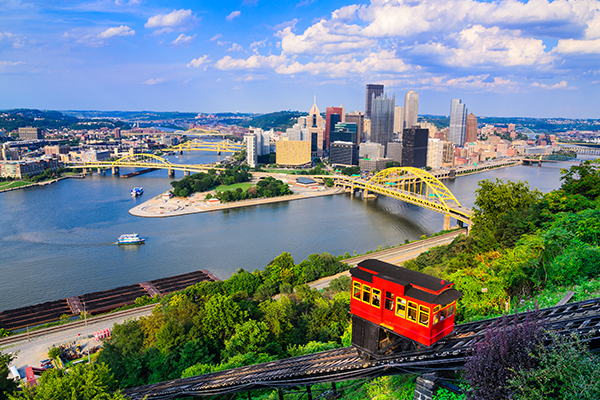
329, 168, 473, 225
67, 153, 223, 173
168, 139, 243, 154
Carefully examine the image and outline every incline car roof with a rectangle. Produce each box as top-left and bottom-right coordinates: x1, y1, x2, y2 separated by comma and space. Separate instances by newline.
352, 259, 462, 305
353, 259, 453, 292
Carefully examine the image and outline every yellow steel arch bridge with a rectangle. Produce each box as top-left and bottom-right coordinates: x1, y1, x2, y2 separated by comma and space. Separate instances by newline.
173, 128, 226, 137
67, 153, 224, 176
167, 138, 243, 154
319, 167, 473, 227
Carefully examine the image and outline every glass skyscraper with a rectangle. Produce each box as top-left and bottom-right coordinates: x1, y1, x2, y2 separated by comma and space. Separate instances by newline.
449, 99, 467, 147
370, 93, 395, 151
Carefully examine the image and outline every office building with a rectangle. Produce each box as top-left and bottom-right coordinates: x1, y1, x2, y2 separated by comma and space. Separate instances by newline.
359, 141, 385, 159
442, 141, 454, 164
284, 124, 310, 142
81, 150, 111, 162
401, 127, 428, 168
394, 106, 404, 134
330, 141, 358, 166
245, 134, 257, 168
449, 99, 467, 147
0, 156, 59, 179
330, 122, 358, 144
363, 119, 371, 142
18, 127, 43, 140
370, 93, 395, 150
386, 141, 403, 164
306, 100, 325, 156
325, 106, 345, 149
466, 113, 477, 144
359, 157, 391, 172
44, 145, 70, 156
114, 127, 121, 139
427, 138, 444, 170
404, 91, 419, 128
345, 112, 365, 143
365, 84, 384, 119
276, 139, 311, 167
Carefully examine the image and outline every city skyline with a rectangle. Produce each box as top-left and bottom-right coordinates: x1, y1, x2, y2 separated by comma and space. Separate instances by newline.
2, 0, 600, 119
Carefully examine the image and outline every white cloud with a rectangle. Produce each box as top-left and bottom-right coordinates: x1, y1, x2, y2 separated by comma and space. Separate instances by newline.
0, 61, 24, 67
272, 19, 298, 31
235, 74, 268, 81
226, 11, 241, 22
145, 9, 194, 33
227, 43, 243, 52
0, 32, 27, 48
215, 54, 287, 70
171, 33, 195, 47
141, 78, 165, 85
115, 0, 141, 5
98, 25, 135, 39
553, 38, 600, 54
278, 23, 375, 55
209, 34, 222, 41
187, 55, 211, 68
531, 80, 570, 89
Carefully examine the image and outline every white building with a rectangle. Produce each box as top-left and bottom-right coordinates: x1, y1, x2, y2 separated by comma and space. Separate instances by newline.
427, 138, 444, 170
359, 141, 385, 159
245, 134, 257, 168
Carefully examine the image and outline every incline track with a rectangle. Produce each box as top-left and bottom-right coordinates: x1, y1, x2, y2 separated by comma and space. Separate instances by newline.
124, 297, 600, 399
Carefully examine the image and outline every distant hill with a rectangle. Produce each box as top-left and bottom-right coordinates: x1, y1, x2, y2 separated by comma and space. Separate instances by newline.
238, 111, 307, 131
0, 109, 130, 132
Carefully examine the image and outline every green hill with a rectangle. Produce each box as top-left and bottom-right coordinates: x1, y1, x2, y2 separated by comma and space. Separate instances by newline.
238, 111, 307, 131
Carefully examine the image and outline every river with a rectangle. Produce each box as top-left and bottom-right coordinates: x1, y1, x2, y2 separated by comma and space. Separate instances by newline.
0, 154, 579, 311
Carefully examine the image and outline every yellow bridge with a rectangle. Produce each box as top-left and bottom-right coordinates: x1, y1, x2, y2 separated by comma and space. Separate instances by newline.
67, 153, 224, 177
319, 167, 473, 228
167, 139, 243, 154
123, 128, 228, 137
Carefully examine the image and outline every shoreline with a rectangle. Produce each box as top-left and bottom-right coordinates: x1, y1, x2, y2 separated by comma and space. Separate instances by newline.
0, 174, 85, 193
129, 186, 345, 218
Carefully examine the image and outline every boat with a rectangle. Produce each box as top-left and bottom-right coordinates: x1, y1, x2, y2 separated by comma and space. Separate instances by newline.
131, 187, 143, 197
117, 233, 145, 245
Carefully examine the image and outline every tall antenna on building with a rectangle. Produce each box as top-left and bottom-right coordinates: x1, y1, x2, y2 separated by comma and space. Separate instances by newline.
314, 95, 316, 105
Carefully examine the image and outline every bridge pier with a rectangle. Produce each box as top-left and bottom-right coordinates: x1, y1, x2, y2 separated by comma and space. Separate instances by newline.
184, 171, 190, 176
82, 168, 87, 175
443, 215, 451, 231
168, 169, 175, 178
112, 166, 119, 176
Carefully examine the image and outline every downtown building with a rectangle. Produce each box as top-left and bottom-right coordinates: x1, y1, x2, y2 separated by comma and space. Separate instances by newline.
466, 113, 478, 144
449, 99, 467, 147
403, 91, 419, 128
401, 127, 429, 168
370, 93, 395, 152
325, 106, 345, 150
365, 84, 384, 119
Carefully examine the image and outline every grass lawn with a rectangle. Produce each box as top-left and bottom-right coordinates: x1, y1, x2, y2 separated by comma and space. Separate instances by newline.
0, 180, 32, 190
263, 169, 301, 174
215, 182, 254, 191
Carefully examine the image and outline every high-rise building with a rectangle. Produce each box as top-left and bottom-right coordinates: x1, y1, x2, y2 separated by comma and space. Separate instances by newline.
114, 127, 121, 139
442, 141, 454, 164
284, 124, 309, 142
276, 139, 311, 167
245, 134, 257, 168
401, 127, 429, 168
394, 106, 404, 134
331, 122, 358, 144
307, 100, 325, 156
345, 112, 365, 143
386, 141, 403, 164
359, 141, 385, 159
370, 93, 395, 150
449, 99, 467, 147
427, 138, 444, 170
404, 91, 419, 128
325, 106, 345, 149
365, 84, 384, 119
329, 141, 358, 166
466, 113, 477, 144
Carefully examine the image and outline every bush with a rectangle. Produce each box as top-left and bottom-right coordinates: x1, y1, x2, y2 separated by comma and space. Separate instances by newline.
464, 312, 544, 400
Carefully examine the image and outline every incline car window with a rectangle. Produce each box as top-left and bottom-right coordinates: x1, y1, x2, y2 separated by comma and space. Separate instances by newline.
372, 289, 381, 308
407, 301, 418, 322
396, 297, 406, 318
362, 285, 371, 303
419, 305, 430, 327
353, 282, 361, 299
384, 291, 394, 311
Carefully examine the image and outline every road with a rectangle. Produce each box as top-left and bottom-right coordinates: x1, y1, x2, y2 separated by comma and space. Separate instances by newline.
2, 228, 467, 378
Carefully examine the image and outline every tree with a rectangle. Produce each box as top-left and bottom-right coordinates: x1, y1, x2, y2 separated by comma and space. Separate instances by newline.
222, 320, 270, 359
202, 294, 245, 342
47, 347, 61, 360
8, 363, 126, 400
0, 350, 17, 400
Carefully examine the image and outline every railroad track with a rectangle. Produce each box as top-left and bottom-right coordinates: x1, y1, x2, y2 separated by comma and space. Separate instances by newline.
123, 297, 600, 399
0, 304, 157, 348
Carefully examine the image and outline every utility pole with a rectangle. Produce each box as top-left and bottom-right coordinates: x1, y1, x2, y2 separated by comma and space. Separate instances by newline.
84, 303, 90, 364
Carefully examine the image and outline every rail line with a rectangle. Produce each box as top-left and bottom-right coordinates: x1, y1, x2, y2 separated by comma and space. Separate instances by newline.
123, 297, 600, 399
0, 304, 157, 348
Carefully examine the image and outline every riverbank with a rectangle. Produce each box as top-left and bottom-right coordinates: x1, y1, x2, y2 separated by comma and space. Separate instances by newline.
129, 185, 344, 218
0, 174, 84, 193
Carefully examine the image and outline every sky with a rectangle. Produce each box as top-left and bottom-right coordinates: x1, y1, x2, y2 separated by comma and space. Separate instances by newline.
1, 0, 600, 118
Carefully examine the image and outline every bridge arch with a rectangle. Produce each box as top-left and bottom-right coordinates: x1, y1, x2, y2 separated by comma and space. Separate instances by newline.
367, 167, 463, 213
114, 153, 173, 165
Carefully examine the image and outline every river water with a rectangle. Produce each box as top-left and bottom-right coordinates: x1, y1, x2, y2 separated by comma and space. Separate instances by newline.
0, 154, 578, 311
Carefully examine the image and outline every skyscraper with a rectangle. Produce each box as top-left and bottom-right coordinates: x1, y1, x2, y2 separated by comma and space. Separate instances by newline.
345, 111, 364, 143
370, 93, 395, 151
466, 113, 477, 143
325, 106, 345, 149
365, 84, 384, 119
449, 99, 467, 147
404, 91, 419, 128
307, 100, 325, 156
394, 106, 404, 134
401, 127, 429, 168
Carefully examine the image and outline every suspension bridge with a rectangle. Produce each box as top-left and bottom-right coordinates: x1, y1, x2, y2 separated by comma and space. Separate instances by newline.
317, 167, 473, 228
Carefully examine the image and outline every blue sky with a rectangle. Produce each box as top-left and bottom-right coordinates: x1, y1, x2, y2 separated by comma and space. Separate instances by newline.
1, 0, 600, 118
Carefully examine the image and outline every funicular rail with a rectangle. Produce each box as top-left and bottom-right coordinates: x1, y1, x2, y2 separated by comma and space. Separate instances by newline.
123, 297, 600, 399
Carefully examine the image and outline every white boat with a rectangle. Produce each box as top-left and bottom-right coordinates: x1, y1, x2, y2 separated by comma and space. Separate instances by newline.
117, 233, 145, 245
131, 187, 143, 197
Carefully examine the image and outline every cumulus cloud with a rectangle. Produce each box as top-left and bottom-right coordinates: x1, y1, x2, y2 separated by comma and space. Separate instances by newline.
553, 38, 600, 54
145, 9, 195, 33
215, 54, 287, 70
171, 33, 195, 47
278, 23, 375, 55
226, 11, 241, 21
98, 25, 135, 39
227, 43, 243, 52
531, 80, 569, 89
141, 78, 165, 85
187, 55, 211, 68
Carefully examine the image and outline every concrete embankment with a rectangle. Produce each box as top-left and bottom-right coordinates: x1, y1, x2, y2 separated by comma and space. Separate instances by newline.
0, 174, 85, 193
